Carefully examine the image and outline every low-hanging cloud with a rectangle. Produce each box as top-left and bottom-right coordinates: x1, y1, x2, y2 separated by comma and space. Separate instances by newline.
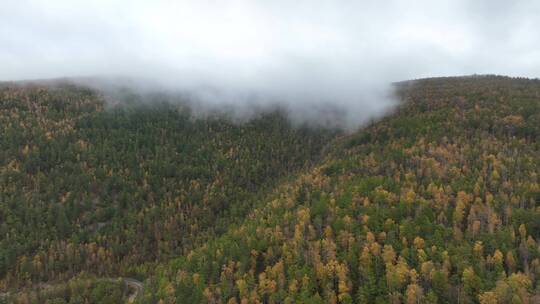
1, 0, 539, 128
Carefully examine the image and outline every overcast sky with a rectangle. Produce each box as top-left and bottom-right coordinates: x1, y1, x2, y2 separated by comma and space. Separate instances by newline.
1, 0, 539, 125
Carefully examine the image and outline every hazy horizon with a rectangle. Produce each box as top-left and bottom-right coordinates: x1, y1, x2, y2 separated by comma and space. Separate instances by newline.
2, 0, 539, 127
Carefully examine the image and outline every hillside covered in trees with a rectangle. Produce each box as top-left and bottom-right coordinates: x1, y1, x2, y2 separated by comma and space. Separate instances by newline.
0, 81, 337, 303
2, 75, 540, 303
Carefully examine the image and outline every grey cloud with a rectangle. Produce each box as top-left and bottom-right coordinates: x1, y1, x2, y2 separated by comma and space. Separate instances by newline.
1, 0, 539, 128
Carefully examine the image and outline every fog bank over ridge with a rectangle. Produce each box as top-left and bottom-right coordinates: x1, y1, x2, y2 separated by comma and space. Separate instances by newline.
1, 1, 539, 127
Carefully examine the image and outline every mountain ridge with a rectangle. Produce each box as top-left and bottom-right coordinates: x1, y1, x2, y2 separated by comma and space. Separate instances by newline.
139, 75, 540, 303
2, 75, 540, 303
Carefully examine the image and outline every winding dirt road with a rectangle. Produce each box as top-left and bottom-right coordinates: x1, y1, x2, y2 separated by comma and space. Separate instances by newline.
123, 278, 143, 303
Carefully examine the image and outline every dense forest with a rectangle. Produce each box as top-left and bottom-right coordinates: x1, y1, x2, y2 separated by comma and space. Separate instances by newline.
2, 75, 540, 303
0, 82, 337, 303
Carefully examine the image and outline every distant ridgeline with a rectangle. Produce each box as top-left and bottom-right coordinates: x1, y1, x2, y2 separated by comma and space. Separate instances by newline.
2, 75, 540, 303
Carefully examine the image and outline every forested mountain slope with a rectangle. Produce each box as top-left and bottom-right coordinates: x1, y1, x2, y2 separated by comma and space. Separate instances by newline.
2, 75, 540, 304
0, 82, 338, 303
138, 76, 540, 303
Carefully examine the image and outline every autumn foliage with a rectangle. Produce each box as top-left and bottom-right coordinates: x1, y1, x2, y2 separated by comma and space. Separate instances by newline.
2, 75, 540, 303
